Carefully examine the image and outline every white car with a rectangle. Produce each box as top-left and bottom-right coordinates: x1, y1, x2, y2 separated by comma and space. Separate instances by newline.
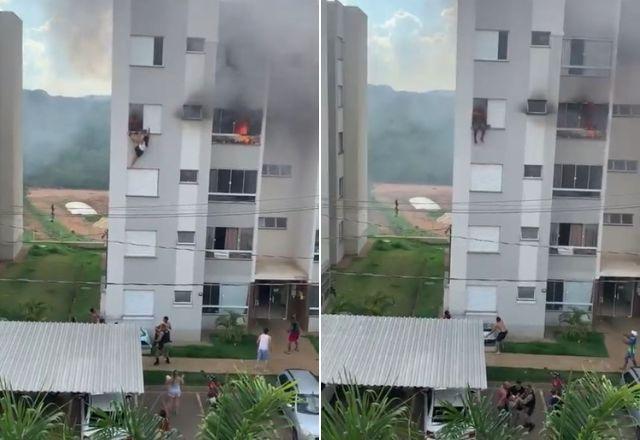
277, 369, 320, 440
140, 327, 152, 354
81, 393, 129, 439
424, 388, 474, 438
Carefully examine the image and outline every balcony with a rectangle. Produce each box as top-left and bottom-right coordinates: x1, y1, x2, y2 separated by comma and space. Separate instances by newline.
556, 103, 608, 140
205, 249, 252, 260
549, 246, 597, 256
561, 38, 613, 77
212, 108, 262, 146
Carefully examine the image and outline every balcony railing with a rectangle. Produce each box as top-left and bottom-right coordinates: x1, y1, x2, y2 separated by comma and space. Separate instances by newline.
205, 249, 253, 260
549, 246, 597, 256
552, 188, 601, 198
561, 38, 613, 77
208, 192, 256, 202
556, 127, 605, 140
211, 133, 261, 146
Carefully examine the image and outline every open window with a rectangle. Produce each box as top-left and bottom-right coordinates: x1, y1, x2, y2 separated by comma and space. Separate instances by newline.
205, 227, 253, 259
129, 104, 162, 134
472, 98, 506, 130
557, 103, 608, 139
212, 108, 263, 145
549, 223, 598, 255
130, 36, 163, 67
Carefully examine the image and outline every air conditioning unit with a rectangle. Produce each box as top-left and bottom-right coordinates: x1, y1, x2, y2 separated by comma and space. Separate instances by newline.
527, 99, 548, 115
183, 105, 204, 120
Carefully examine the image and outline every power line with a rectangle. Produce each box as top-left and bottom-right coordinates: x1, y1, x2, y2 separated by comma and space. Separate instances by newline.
0, 278, 318, 287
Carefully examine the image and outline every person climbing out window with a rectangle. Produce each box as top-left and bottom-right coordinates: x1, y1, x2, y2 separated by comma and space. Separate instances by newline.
129, 128, 150, 167
472, 104, 488, 144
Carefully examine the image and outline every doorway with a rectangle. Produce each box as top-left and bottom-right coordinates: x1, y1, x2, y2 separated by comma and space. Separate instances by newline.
254, 283, 289, 320
600, 279, 635, 317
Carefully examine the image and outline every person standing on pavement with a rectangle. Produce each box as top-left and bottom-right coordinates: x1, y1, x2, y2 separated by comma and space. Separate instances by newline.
286, 314, 300, 354
257, 328, 271, 369
153, 323, 171, 366
622, 330, 638, 370
492, 317, 508, 354
164, 370, 184, 416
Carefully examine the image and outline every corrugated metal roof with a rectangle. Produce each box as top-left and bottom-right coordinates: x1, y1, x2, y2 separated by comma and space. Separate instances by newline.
321, 315, 487, 389
0, 321, 144, 394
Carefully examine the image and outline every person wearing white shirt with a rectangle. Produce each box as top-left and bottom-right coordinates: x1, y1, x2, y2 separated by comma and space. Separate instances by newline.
256, 328, 271, 368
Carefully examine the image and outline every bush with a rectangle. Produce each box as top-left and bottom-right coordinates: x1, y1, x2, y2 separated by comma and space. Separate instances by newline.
28, 245, 66, 257
373, 240, 392, 251
216, 311, 246, 344
559, 308, 591, 341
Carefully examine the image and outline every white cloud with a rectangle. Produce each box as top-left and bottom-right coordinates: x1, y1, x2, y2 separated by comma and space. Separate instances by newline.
368, 6, 457, 92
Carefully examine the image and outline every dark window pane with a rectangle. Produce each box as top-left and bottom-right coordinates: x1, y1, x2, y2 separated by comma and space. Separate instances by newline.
623, 214, 634, 225
153, 37, 164, 66
180, 170, 198, 183
498, 31, 508, 60
574, 165, 589, 189
243, 170, 257, 193
549, 223, 559, 246
558, 223, 571, 246
561, 165, 575, 188
553, 164, 562, 187
214, 228, 226, 250
187, 37, 205, 52
239, 228, 253, 250
206, 227, 214, 249
569, 39, 585, 74
218, 169, 231, 193
588, 166, 602, 189
584, 224, 598, 247
129, 104, 144, 132
531, 31, 550, 46
230, 170, 244, 193
524, 165, 542, 178
276, 218, 287, 229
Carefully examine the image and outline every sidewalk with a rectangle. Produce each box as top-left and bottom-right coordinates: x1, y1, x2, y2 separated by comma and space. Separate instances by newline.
145, 331, 319, 376
486, 317, 632, 373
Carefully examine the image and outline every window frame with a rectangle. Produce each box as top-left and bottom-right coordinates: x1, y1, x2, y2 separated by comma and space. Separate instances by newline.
470, 163, 503, 192
186, 37, 206, 53
338, 176, 344, 198
517, 286, 536, 303
209, 169, 258, 201
123, 290, 155, 319
520, 227, 540, 241
603, 213, 634, 226
608, 160, 638, 173
468, 226, 501, 253
177, 231, 196, 245
258, 217, 288, 230
179, 169, 198, 184
474, 29, 509, 61
173, 290, 193, 306
553, 164, 602, 197
261, 164, 292, 178
130, 35, 164, 67
531, 31, 551, 47
124, 230, 157, 258
338, 132, 344, 154
202, 284, 220, 314
523, 164, 543, 179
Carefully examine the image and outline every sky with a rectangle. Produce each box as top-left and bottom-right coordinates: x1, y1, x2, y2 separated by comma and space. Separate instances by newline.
0, 0, 112, 97
0, 0, 456, 96
342, 0, 456, 92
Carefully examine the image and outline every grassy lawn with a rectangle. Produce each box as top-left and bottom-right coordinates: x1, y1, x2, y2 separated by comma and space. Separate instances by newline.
503, 332, 608, 357
146, 334, 257, 360
333, 238, 444, 317
0, 244, 102, 322
24, 198, 85, 241
487, 367, 619, 384
143, 371, 277, 386
306, 335, 319, 353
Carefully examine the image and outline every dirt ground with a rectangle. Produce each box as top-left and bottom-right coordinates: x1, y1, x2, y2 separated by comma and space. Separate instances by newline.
25, 188, 109, 240
371, 183, 452, 236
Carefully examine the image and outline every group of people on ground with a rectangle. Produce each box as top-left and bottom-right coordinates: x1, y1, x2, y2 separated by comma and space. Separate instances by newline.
495, 381, 537, 432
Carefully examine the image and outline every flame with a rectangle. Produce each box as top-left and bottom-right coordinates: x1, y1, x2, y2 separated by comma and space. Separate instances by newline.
234, 120, 252, 144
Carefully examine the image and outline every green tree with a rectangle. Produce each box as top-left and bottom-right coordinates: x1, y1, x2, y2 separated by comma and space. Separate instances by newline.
197, 374, 296, 440
0, 386, 72, 440
216, 311, 245, 344
322, 384, 420, 440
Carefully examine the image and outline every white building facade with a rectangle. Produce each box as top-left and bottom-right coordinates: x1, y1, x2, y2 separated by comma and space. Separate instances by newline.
451, 0, 640, 338
106, 0, 319, 341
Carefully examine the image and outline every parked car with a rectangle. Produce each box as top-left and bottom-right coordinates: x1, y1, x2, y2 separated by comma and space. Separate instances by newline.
140, 327, 152, 354
81, 393, 129, 439
620, 367, 640, 439
484, 322, 497, 348
423, 388, 474, 438
277, 369, 320, 440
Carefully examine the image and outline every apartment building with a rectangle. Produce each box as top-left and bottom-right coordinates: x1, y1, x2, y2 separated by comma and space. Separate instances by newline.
322, 0, 368, 300
105, 0, 319, 341
451, 0, 640, 338
0, 12, 23, 261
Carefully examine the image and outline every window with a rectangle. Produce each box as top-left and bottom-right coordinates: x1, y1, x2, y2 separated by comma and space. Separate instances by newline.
553, 164, 602, 197
309, 286, 319, 316
466, 285, 497, 313
549, 223, 598, 253
337, 85, 344, 108
338, 177, 344, 198
180, 169, 198, 183
130, 36, 163, 67
527, 99, 548, 115
470, 164, 502, 192
202, 284, 220, 314
258, 217, 287, 230
338, 132, 344, 154
521, 227, 539, 241
183, 105, 203, 120
212, 109, 263, 138
517, 286, 536, 302
338, 220, 344, 241
262, 164, 292, 177
556, 103, 608, 136
123, 290, 154, 318
524, 165, 542, 178
209, 169, 258, 202
126, 169, 159, 197
206, 227, 253, 258
474, 30, 508, 61
608, 160, 637, 173
613, 104, 640, 118
125, 230, 157, 257
187, 37, 205, 53
546, 281, 564, 310
173, 290, 192, 305
177, 231, 196, 244
604, 213, 633, 226
531, 31, 551, 46
336, 36, 344, 60
129, 104, 162, 134
314, 230, 319, 261
562, 38, 613, 76
468, 226, 500, 253
472, 98, 506, 129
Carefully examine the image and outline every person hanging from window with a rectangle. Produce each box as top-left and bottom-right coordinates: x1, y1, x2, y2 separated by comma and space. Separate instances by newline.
129, 128, 150, 167
472, 105, 488, 144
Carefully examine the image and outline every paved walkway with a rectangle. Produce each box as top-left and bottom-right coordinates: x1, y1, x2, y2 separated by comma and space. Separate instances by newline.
487, 316, 638, 373
145, 324, 318, 375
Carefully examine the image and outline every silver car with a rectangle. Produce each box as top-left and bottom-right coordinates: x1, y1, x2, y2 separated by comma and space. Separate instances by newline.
277, 369, 320, 440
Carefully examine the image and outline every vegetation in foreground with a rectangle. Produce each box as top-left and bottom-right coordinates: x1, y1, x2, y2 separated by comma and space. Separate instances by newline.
331, 238, 444, 317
